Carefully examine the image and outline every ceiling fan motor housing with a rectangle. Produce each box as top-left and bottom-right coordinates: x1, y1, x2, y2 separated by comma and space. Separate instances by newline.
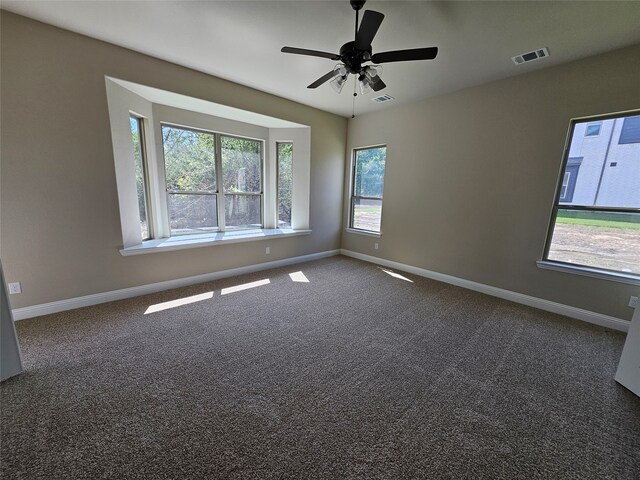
340, 41, 372, 74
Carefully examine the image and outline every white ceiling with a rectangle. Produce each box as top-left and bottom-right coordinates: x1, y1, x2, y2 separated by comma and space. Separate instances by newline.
3, 1, 640, 118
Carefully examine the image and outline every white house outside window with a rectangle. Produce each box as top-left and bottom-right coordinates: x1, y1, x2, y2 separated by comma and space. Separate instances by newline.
542, 112, 640, 283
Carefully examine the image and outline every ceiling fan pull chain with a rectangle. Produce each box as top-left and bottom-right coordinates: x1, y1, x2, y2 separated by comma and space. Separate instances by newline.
352, 77, 357, 118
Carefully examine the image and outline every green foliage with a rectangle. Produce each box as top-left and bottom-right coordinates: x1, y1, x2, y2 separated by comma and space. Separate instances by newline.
130, 117, 148, 238
135, 124, 295, 232
160, 127, 265, 230
555, 216, 640, 229
221, 136, 261, 193
354, 147, 386, 198
162, 126, 217, 192
278, 143, 293, 226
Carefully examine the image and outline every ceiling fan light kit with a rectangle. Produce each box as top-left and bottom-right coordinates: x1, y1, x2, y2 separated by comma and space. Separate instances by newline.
281, 0, 438, 96
330, 65, 349, 93
330, 75, 348, 94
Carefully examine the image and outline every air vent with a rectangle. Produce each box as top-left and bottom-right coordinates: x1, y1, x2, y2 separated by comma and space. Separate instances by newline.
372, 94, 394, 103
512, 47, 550, 65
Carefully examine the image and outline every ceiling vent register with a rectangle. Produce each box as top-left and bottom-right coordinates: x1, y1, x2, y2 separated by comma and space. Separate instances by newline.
512, 47, 550, 65
372, 94, 394, 103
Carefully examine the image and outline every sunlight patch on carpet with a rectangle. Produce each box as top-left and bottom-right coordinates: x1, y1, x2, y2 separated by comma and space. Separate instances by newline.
380, 268, 414, 283
289, 271, 309, 283
145, 291, 214, 314
221, 279, 271, 295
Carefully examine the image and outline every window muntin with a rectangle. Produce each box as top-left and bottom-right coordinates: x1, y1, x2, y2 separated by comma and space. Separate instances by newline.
350, 146, 386, 233
277, 142, 293, 228
161, 125, 218, 236
585, 121, 602, 137
619, 115, 640, 144
544, 112, 640, 278
129, 116, 151, 240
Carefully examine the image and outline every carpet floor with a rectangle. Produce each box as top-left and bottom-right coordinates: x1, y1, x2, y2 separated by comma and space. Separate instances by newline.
1, 255, 639, 479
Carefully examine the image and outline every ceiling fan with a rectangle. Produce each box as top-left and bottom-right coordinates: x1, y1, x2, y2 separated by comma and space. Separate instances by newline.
281, 0, 438, 95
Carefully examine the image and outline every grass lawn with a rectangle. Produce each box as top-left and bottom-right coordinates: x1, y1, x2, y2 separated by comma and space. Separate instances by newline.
555, 216, 640, 230
353, 204, 381, 232
355, 207, 382, 214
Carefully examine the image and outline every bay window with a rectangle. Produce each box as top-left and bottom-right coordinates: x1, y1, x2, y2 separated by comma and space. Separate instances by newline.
105, 77, 311, 254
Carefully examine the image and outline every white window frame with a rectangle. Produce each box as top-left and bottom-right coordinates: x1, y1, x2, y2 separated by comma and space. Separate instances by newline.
347, 145, 387, 236
160, 124, 265, 235
584, 121, 602, 137
105, 77, 311, 255
129, 114, 153, 240
538, 111, 640, 286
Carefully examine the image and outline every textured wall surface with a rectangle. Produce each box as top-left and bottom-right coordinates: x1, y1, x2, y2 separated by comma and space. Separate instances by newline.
343, 44, 640, 320
0, 12, 347, 308
3, 11, 639, 320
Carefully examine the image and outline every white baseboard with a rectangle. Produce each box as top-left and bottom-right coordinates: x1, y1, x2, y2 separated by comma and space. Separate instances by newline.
12, 250, 340, 321
341, 249, 630, 333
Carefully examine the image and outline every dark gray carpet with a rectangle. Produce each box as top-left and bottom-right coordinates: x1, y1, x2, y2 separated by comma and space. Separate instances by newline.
1, 255, 639, 479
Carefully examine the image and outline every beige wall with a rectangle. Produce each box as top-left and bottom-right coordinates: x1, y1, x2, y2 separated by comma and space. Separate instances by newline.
2, 11, 638, 321
0, 12, 347, 309
343, 44, 640, 321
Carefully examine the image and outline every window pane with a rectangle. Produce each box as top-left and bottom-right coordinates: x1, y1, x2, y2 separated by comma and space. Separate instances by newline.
277, 142, 293, 228
547, 210, 640, 274
354, 147, 386, 198
224, 194, 261, 229
162, 125, 216, 192
130, 116, 150, 240
221, 136, 262, 193
167, 193, 218, 236
619, 115, 640, 144
352, 198, 382, 232
585, 122, 601, 136
564, 115, 640, 208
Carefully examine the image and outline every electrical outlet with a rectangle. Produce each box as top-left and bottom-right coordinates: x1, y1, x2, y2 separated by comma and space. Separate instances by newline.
8, 282, 21, 294
374, 243, 379, 250
629, 296, 638, 308
265, 246, 271, 255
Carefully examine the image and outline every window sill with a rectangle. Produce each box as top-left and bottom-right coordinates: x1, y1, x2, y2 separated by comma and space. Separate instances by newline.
345, 227, 381, 238
120, 229, 312, 256
536, 260, 640, 286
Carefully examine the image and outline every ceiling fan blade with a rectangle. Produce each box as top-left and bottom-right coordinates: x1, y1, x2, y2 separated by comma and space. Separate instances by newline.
371, 47, 438, 64
307, 70, 338, 89
355, 10, 385, 50
281, 46, 340, 60
371, 77, 386, 92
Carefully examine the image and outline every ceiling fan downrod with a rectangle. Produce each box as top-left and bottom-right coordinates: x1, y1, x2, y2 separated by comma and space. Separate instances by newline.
351, 0, 366, 38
